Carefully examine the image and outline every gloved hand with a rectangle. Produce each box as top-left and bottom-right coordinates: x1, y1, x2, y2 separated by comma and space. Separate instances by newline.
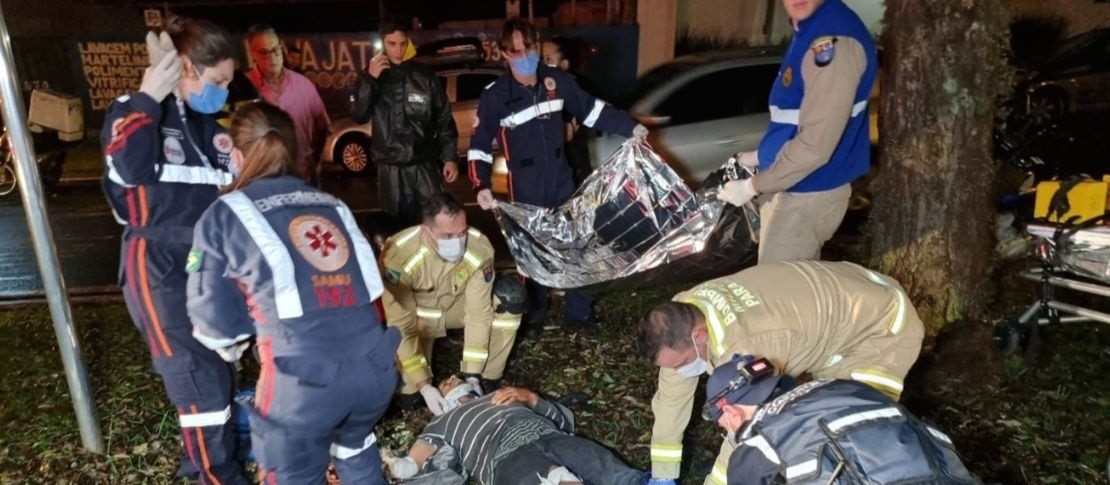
419, 384, 448, 416
388, 456, 420, 479
140, 49, 183, 103
465, 375, 484, 396
718, 178, 759, 207
632, 124, 649, 143
729, 150, 759, 168
476, 189, 498, 210
145, 31, 176, 67
215, 341, 250, 363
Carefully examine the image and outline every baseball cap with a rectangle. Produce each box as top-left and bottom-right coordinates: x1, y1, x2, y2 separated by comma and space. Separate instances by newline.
703, 354, 782, 422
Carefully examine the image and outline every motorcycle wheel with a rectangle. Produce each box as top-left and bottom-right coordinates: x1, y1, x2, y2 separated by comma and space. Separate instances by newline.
0, 164, 16, 196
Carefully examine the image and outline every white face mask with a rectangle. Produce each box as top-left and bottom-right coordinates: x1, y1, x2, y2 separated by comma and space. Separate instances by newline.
675, 333, 709, 378
443, 381, 480, 412
435, 235, 466, 262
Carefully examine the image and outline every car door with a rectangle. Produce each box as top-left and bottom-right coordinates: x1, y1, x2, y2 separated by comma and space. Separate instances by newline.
450, 70, 502, 157
639, 63, 780, 184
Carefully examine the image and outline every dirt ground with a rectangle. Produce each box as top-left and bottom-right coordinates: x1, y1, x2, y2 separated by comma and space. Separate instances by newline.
1, 257, 1107, 484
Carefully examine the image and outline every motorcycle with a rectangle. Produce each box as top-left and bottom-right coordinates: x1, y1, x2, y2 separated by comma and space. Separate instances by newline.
0, 125, 68, 196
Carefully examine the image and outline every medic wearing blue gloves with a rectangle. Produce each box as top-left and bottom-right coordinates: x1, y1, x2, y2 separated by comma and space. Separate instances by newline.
186, 102, 399, 485
468, 18, 648, 337
100, 16, 248, 485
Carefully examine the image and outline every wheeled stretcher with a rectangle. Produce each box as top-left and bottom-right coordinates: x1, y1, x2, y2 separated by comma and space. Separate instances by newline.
995, 218, 1110, 359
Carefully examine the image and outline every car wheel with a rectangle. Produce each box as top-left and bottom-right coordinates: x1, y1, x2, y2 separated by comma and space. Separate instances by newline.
335, 135, 372, 175
0, 163, 15, 196
1027, 89, 1067, 125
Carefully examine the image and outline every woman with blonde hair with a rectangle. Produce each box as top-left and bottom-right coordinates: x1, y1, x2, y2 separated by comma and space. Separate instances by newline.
186, 101, 399, 485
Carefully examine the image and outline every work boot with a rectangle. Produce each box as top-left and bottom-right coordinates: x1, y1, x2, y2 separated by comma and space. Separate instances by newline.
479, 378, 501, 395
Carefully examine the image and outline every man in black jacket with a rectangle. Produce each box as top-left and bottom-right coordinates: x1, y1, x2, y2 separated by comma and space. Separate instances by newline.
351, 17, 458, 228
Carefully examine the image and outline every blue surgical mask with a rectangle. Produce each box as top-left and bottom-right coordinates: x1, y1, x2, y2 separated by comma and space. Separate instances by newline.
675, 333, 709, 378
187, 82, 229, 115
511, 51, 540, 77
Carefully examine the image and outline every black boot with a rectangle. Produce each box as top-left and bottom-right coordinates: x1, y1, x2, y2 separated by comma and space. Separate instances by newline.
479, 378, 501, 395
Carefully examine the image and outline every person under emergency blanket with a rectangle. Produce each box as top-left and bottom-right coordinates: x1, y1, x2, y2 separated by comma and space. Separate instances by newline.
384, 375, 645, 485
468, 18, 649, 337
350, 16, 458, 229
99, 17, 248, 485
381, 193, 524, 415
704, 354, 980, 485
638, 261, 925, 485
717, 0, 878, 264
186, 102, 399, 485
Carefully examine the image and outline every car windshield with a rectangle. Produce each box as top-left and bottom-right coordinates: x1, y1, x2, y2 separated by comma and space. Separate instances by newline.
625, 61, 698, 107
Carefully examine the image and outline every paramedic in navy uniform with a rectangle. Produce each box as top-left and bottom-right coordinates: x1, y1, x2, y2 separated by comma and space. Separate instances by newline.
99, 16, 249, 485
467, 18, 649, 338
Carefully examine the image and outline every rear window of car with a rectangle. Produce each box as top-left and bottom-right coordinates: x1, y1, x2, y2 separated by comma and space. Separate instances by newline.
654, 63, 780, 125
456, 73, 501, 102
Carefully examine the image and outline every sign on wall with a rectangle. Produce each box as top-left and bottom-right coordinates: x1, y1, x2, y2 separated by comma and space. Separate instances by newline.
76, 41, 147, 112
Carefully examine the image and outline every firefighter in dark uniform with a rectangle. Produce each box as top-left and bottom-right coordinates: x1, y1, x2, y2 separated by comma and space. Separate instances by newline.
100, 19, 249, 485
468, 18, 648, 336
186, 102, 399, 485
703, 354, 980, 485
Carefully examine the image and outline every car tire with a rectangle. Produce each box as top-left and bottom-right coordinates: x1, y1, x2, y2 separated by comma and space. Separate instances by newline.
1027, 88, 1067, 125
334, 135, 373, 175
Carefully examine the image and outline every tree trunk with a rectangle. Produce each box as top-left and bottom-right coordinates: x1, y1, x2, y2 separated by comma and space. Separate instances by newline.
870, 0, 1011, 333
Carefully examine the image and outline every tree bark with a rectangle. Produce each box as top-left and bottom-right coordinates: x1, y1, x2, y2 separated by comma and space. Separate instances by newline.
870, 0, 1011, 333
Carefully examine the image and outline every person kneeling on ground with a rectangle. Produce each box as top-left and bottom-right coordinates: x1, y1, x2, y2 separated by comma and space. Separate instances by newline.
703, 354, 981, 485
386, 376, 645, 485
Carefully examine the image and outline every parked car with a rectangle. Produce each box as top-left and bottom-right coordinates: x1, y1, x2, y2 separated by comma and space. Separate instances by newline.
1018, 27, 1110, 124
590, 47, 880, 199
322, 37, 508, 190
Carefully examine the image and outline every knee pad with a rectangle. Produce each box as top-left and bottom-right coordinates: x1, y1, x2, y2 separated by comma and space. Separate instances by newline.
492, 275, 526, 315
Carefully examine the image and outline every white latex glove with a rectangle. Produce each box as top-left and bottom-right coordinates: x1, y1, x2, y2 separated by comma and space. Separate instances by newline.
215, 341, 250, 363
420, 384, 448, 416
476, 189, 498, 210
632, 124, 649, 142
389, 456, 420, 479
465, 376, 484, 396
145, 31, 175, 67
140, 49, 183, 103
718, 178, 759, 207
730, 151, 759, 168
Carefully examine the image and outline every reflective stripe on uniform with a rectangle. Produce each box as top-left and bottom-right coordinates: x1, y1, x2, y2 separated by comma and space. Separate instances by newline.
336, 203, 384, 301
785, 459, 818, 479
826, 406, 902, 433
824, 354, 844, 369
402, 354, 429, 373
331, 432, 377, 460
221, 192, 304, 319
467, 227, 482, 239
416, 307, 443, 320
850, 368, 905, 397
769, 100, 867, 126
463, 250, 482, 269
500, 99, 564, 128
865, 269, 908, 334
403, 247, 430, 274
492, 315, 521, 330
741, 435, 781, 464
178, 405, 231, 428
650, 444, 682, 462
462, 346, 489, 363
682, 298, 726, 356
159, 164, 233, 186
468, 149, 493, 163
391, 226, 422, 248
105, 156, 134, 187
583, 99, 605, 128
708, 463, 728, 485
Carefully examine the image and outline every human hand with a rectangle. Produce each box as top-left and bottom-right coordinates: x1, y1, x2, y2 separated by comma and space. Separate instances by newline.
442, 161, 458, 183
476, 189, 498, 210
729, 151, 759, 169
491, 387, 538, 407
368, 55, 391, 79
140, 50, 183, 103
419, 384, 448, 416
145, 31, 175, 67
718, 178, 758, 207
632, 124, 649, 143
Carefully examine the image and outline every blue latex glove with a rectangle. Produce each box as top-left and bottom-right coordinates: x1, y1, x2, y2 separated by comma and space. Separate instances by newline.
644, 472, 678, 485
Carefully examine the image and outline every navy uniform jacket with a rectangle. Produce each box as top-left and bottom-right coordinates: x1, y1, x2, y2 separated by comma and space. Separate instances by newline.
467, 65, 637, 207
726, 380, 980, 485
186, 176, 391, 360
101, 92, 234, 285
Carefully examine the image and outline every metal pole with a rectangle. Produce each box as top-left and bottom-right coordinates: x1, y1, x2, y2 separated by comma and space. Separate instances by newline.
0, 8, 104, 453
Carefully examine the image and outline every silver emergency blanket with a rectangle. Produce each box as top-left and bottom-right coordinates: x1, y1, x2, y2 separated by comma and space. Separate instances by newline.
496, 140, 759, 290
1028, 223, 1110, 284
